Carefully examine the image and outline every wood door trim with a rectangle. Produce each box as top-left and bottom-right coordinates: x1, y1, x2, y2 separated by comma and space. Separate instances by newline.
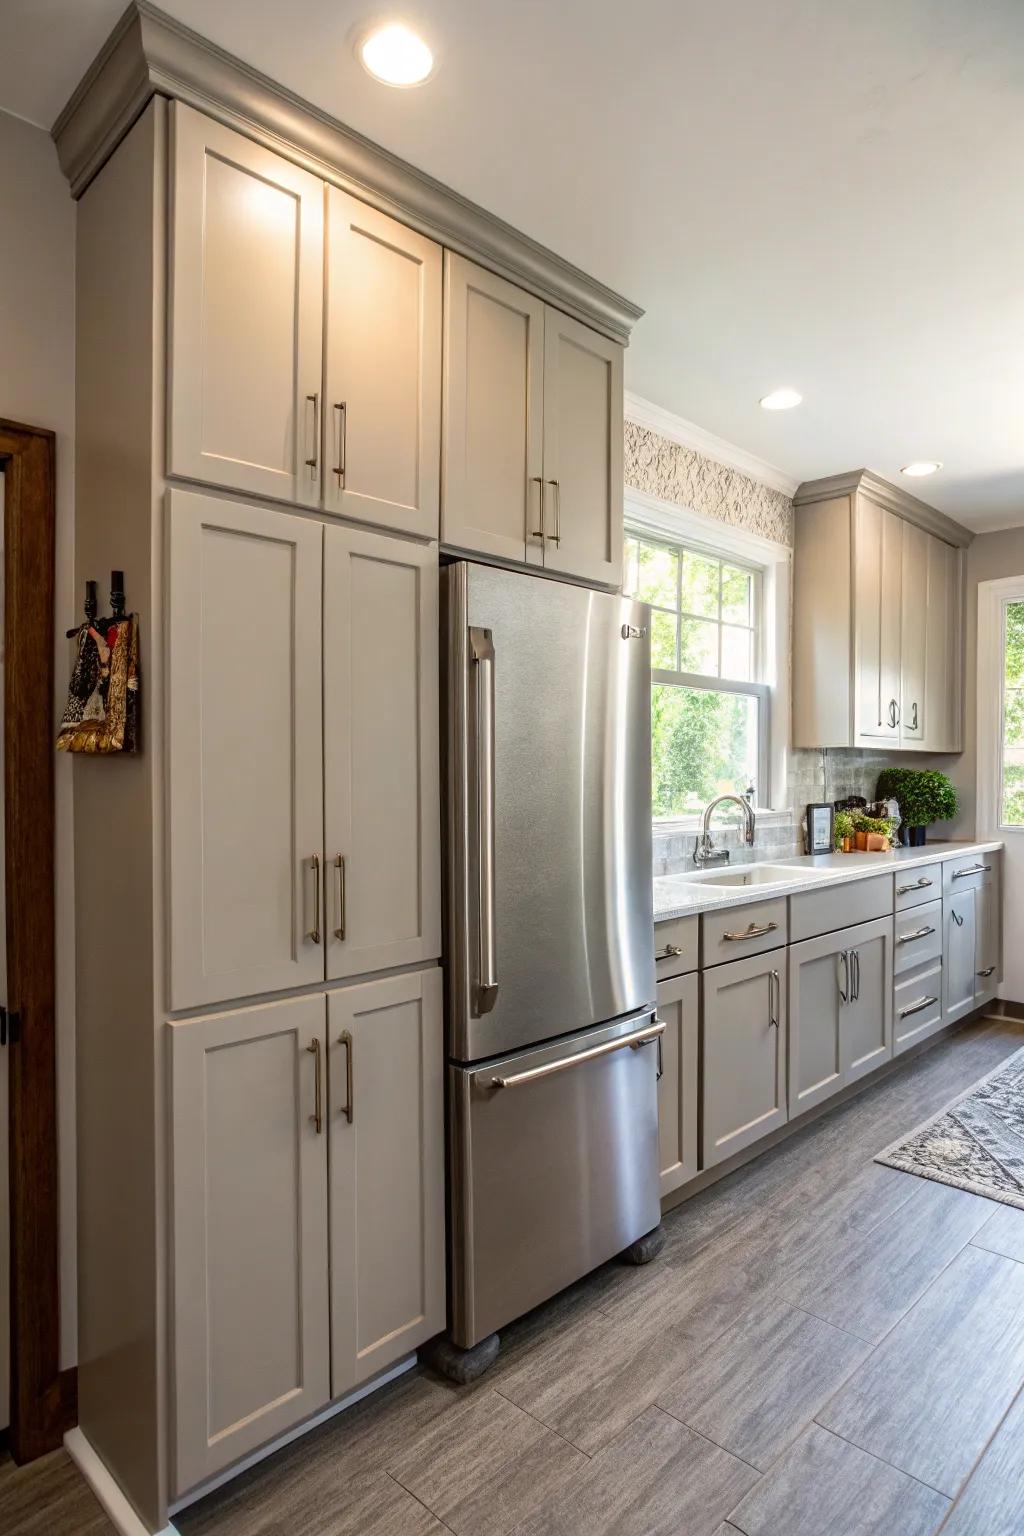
0, 417, 70, 1460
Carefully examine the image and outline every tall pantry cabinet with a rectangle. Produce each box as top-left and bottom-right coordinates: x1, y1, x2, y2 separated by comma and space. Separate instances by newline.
67, 40, 638, 1522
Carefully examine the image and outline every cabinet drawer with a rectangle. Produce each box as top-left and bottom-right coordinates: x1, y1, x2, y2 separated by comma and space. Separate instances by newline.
701, 899, 787, 967
893, 899, 942, 976
894, 863, 941, 911
789, 874, 892, 943
943, 851, 997, 894
894, 962, 943, 1056
655, 915, 699, 980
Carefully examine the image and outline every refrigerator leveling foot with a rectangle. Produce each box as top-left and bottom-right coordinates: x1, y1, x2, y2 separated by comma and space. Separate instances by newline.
421, 1331, 501, 1385
620, 1223, 666, 1265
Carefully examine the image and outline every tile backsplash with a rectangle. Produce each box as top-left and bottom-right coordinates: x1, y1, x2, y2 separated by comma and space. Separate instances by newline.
653, 749, 900, 877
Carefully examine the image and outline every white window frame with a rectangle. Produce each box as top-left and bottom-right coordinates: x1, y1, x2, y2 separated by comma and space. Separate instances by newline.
977, 574, 1024, 836
625, 486, 792, 832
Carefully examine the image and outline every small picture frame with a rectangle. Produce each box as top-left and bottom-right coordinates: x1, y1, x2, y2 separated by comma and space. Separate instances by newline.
806, 802, 834, 855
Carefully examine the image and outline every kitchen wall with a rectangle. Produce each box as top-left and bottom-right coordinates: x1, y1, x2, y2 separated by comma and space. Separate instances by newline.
626, 418, 917, 870
0, 107, 77, 1367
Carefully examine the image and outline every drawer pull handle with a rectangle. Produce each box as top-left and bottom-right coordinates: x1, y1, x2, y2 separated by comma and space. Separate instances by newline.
899, 994, 938, 1020
896, 878, 932, 896
334, 853, 346, 941
952, 909, 965, 928
307, 853, 321, 944
838, 950, 849, 1003
656, 942, 683, 959
332, 401, 347, 484
488, 1020, 665, 1090
977, 966, 996, 979
723, 921, 779, 942
768, 969, 780, 1030
896, 925, 936, 945
952, 864, 992, 879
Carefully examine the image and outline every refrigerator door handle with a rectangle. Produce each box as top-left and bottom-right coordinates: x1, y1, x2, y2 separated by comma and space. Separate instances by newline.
470, 626, 499, 1014
487, 1020, 665, 1090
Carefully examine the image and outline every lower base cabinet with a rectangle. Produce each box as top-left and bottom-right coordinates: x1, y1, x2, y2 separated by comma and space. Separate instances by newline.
329, 969, 445, 1396
170, 993, 331, 1494
656, 971, 699, 1196
170, 969, 445, 1496
788, 917, 893, 1119
703, 950, 787, 1168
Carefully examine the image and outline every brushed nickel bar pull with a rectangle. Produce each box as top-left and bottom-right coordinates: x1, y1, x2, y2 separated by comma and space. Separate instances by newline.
332, 401, 346, 484
339, 1029, 354, 1123
656, 943, 683, 960
306, 1038, 323, 1134
896, 878, 932, 895
470, 627, 498, 1015
488, 1021, 665, 1090
546, 479, 561, 545
723, 921, 779, 941
307, 854, 322, 943
838, 950, 849, 1003
530, 476, 545, 540
952, 908, 965, 927
896, 925, 936, 945
899, 995, 938, 1019
977, 966, 996, 979
305, 392, 319, 478
952, 864, 992, 879
334, 854, 346, 941
852, 948, 861, 1002
768, 969, 780, 1029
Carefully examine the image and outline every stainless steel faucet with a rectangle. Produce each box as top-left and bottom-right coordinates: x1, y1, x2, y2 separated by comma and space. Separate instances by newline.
693, 794, 757, 867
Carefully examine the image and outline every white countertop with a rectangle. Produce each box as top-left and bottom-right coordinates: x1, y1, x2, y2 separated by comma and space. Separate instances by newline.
653, 840, 1003, 923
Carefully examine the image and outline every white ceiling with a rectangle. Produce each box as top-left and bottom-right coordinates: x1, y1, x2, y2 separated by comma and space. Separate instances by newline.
6, 0, 1024, 528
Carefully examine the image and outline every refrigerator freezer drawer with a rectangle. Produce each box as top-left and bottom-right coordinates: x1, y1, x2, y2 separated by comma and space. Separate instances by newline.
448, 1011, 662, 1348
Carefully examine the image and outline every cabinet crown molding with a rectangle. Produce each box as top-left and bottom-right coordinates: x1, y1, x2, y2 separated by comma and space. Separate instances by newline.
52, 0, 643, 344
793, 468, 973, 549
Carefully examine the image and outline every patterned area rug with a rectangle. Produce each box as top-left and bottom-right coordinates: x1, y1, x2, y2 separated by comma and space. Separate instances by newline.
876, 1045, 1024, 1210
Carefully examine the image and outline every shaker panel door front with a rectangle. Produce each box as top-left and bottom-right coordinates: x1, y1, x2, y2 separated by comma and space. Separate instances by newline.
323, 527, 441, 980
324, 188, 442, 537
170, 995, 330, 1494
169, 103, 324, 506
540, 308, 623, 587
656, 971, 699, 1196
329, 970, 445, 1395
441, 253, 545, 566
168, 490, 325, 1008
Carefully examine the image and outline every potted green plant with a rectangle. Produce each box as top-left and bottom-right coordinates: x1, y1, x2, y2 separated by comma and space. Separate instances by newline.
875, 768, 958, 846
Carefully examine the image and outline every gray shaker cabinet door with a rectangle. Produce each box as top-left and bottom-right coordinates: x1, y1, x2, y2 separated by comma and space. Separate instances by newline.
323, 186, 442, 537
328, 969, 445, 1397
703, 951, 787, 1169
170, 995, 331, 1495
656, 971, 699, 1196
168, 102, 324, 507
788, 931, 846, 1117
323, 525, 441, 982
441, 253, 545, 567
167, 490, 326, 1009
841, 916, 894, 1083
944, 888, 978, 1025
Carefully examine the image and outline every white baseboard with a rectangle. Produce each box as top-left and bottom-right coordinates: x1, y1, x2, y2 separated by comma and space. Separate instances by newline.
64, 1428, 178, 1536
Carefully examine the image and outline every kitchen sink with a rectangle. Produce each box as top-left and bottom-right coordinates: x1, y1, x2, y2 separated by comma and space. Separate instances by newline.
687, 863, 832, 887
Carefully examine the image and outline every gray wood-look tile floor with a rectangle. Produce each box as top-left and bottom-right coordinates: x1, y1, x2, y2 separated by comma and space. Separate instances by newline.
6, 1015, 1024, 1536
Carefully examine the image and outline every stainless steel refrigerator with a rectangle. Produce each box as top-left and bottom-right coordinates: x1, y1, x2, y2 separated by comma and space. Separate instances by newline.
442, 560, 660, 1350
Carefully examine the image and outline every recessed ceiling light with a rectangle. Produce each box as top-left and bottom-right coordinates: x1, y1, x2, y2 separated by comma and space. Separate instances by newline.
359, 22, 435, 86
759, 388, 802, 411
900, 461, 943, 477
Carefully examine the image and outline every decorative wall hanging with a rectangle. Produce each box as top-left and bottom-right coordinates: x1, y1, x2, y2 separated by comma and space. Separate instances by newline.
57, 571, 140, 754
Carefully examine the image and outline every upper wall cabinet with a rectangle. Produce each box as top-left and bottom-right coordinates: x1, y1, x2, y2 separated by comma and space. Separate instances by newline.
792, 470, 967, 753
323, 188, 442, 537
442, 253, 624, 587
169, 103, 325, 506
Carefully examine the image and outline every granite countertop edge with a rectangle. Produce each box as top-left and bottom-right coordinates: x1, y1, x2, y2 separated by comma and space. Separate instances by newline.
653, 840, 1004, 923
